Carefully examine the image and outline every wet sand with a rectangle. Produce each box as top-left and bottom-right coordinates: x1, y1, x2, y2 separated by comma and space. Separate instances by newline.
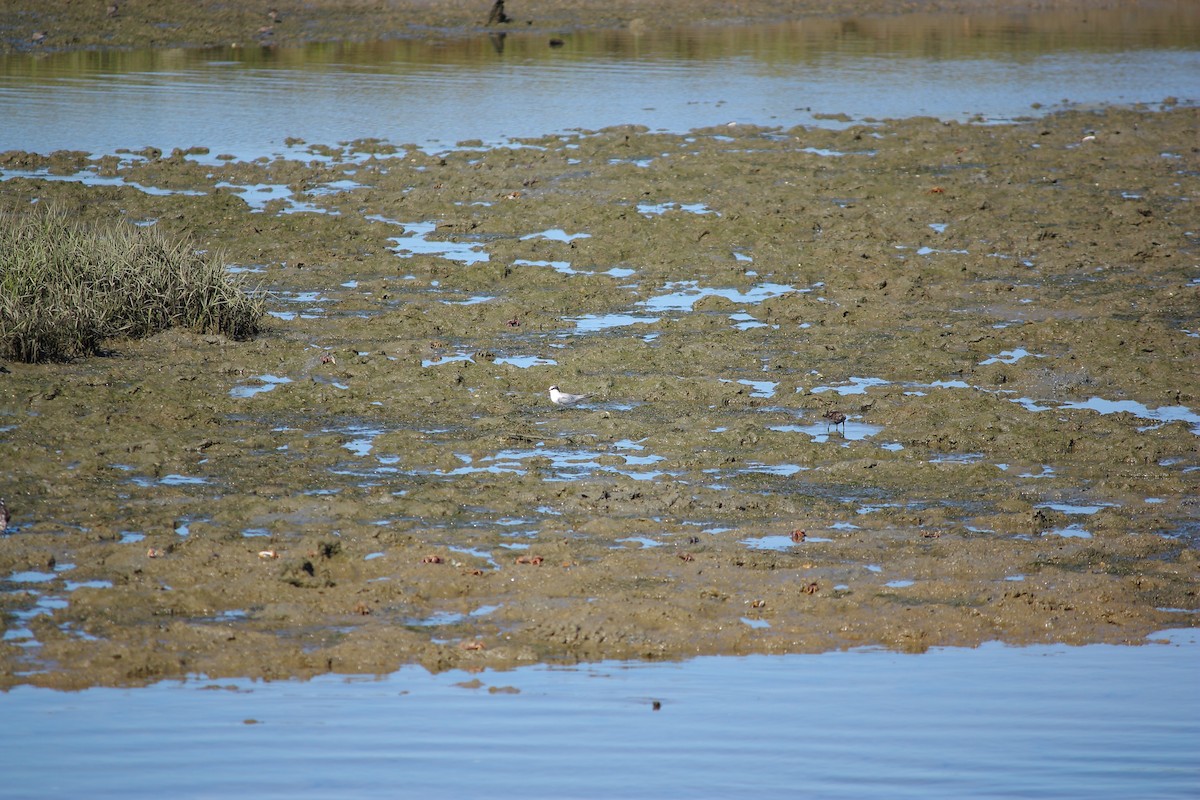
1, 1, 1198, 689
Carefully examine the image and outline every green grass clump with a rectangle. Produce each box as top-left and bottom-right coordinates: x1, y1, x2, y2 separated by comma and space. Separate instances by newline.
0, 203, 264, 362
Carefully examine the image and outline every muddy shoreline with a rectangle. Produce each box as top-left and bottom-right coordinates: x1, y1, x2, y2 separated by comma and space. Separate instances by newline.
1, 0, 1167, 54
2, 2, 1199, 690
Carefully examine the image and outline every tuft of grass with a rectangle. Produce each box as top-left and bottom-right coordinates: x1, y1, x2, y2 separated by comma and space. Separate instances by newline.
0, 203, 265, 362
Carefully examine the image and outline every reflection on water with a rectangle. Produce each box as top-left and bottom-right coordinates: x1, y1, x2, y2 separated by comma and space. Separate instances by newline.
1, 5, 1197, 158
1, 630, 1196, 799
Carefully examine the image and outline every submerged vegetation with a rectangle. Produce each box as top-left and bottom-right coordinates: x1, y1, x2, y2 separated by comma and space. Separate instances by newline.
0, 203, 263, 362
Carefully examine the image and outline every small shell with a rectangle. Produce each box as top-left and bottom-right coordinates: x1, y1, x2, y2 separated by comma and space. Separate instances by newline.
258, 550, 279, 559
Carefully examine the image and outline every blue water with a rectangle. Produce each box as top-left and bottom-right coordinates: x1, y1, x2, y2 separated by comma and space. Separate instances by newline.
0, 20, 1197, 159
2, 630, 1197, 799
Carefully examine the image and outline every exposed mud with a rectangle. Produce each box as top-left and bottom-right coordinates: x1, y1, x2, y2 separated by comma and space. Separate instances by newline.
2, 4, 1199, 690
0, 0, 1159, 54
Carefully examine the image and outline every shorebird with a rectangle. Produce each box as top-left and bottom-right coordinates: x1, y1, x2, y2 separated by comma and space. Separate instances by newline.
487, 0, 510, 25
822, 409, 847, 432
0, 499, 9, 531
548, 385, 589, 406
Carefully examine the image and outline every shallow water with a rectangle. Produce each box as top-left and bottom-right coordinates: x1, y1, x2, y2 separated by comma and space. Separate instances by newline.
1, 9, 1198, 159
2, 629, 1197, 799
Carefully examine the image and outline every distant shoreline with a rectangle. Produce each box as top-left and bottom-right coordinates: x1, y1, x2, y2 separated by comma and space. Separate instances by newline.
1, 0, 1176, 55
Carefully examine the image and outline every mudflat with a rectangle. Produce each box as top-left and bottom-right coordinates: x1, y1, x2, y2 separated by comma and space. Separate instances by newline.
0, 1, 1197, 690
0, 0, 1154, 53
